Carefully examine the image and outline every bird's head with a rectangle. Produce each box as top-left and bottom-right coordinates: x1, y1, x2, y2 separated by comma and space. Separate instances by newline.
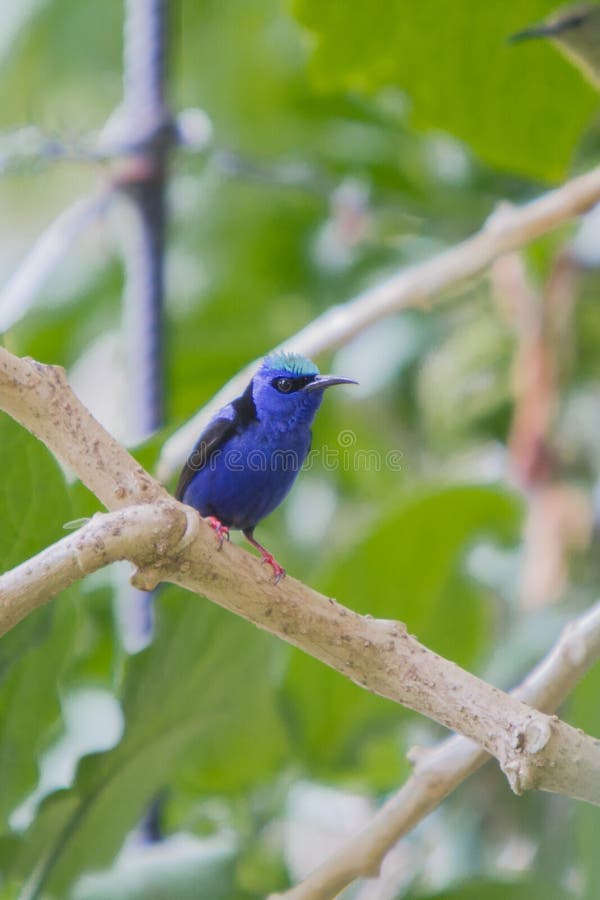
252, 352, 357, 425
511, 3, 600, 89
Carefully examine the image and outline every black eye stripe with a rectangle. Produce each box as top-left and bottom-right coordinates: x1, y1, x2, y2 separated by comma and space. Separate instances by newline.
272, 375, 314, 394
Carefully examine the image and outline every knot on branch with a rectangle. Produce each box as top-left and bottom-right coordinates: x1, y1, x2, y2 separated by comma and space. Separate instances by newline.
502, 714, 554, 795
73, 512, 113, 574
130, 566, 163, 592
177, 504, 201, 550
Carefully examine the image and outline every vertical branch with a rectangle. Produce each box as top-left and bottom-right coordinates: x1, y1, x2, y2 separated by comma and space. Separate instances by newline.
123, 0, 168, 136
119, 0, 171, 441
121, 172, 167, 438
116, 0, 173, 643
492, 249, 592, 610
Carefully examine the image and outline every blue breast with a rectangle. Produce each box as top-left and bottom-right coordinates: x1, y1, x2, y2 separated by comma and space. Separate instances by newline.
182, 420, 312, 531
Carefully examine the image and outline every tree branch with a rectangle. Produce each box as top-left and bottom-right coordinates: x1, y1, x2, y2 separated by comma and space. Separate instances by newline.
158, 160, 600, 481
0, 347, 164, 509
0, 503, 186, 635
118, 0, 170, 441
270, 601, 600, 900
1, 345, 600, 812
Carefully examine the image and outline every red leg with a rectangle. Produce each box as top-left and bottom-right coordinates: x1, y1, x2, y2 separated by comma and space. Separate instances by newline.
243, 529, 286, 584
205, 515, 230, 549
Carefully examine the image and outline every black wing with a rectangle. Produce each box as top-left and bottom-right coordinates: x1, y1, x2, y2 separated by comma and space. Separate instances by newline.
174, 379, 258, 501
175, 416, 237, 501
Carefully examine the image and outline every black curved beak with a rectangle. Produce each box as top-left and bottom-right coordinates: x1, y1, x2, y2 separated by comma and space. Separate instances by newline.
509, 25, 555, 42
509, 14, 587, 43
305, 375, 358, 392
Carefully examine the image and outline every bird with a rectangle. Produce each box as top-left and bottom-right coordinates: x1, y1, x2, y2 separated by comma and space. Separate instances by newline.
511, 4, 600, 89
175, 352, 357, 582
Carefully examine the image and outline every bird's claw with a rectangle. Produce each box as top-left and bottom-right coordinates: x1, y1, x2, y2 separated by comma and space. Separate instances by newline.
242, 530, 286, 584
260, 552, 286, 584
206, 516, 230, 549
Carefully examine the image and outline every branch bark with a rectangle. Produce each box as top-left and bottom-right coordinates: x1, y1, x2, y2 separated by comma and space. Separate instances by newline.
1, 345, 600, 811
158, 160, 600, 481
0, 503, 186, 635
0, 348, 164, 509
270, 601, 600, 900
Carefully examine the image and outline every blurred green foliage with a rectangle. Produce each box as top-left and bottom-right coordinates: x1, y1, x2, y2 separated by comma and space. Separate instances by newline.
1, 1, 600, 898
293, 0, 598, 180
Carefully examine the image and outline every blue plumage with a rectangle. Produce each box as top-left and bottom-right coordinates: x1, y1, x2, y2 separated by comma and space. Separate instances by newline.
176, 353, 356, 580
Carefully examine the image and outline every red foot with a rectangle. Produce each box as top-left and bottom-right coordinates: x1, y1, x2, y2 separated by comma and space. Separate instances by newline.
206, 516, 230, 549
243, 529, 286, 584
259, 551, 286, 585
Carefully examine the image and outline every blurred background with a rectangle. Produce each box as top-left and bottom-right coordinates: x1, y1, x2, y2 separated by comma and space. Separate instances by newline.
1, 1, 600, 898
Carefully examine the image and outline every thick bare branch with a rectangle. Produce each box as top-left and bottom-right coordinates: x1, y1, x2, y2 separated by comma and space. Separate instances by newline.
0, 503, 186, 635
158, 161, 600, 481
0, 466, 599, 809
0, 347, 165, 509
271, 601, 600, 900
1, 345, 600, 810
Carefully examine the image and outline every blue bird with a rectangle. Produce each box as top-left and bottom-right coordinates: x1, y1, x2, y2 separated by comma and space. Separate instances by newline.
175, 352, 357, 581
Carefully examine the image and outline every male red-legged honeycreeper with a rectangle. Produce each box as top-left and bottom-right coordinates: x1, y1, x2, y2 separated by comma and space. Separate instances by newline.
175, 353, 357, 581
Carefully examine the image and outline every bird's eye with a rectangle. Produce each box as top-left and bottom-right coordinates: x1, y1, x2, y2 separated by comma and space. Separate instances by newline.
274, 377, 294, 393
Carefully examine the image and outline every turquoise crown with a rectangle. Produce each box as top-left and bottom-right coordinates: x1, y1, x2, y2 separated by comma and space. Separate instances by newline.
263, 352, 319, 377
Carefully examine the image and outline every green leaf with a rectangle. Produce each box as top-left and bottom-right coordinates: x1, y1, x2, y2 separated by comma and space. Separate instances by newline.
10, 588, 286, 896
291, 0, 598, 180
282, 485, 521, 776
0, 414, 72, 573
0, 413, 74, 678
0, 595, 76, 833
0, 416, 74, 830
